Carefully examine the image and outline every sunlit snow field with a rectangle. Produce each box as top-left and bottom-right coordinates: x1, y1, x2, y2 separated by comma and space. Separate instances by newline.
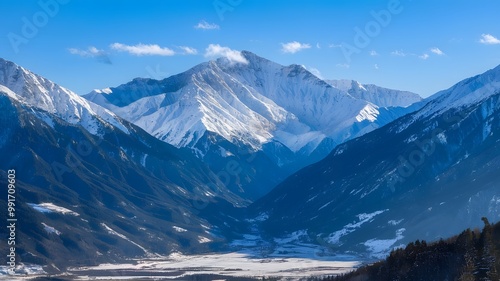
1, 249, 360, 280
68, 252, 359, 280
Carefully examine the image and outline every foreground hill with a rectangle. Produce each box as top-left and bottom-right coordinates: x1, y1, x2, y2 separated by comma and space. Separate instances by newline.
330, 218, 500, 281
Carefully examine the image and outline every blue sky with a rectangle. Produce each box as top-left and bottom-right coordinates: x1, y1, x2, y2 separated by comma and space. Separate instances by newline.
1, 0, 500, 97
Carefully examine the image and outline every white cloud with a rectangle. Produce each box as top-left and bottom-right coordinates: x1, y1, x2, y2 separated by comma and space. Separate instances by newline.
430, 47, 445, 55
281, 41, 311, 54
419, 53, 430, 60
68, 46, 111, 64
204, 44, 248, 64
179, 46, 198, 55
391, 50, 407, 57
336, 63, 350, 69
194, 20, 220, 30
369, 50, 379, 56
110, 43, 175, 56
479, 34, 500, 45
307, 67, 323, 79
329, 43, 343, 48
374, 64, 379, 70
68, 46, 100, 57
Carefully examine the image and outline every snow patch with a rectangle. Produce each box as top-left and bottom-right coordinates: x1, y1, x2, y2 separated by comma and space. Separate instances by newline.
33, 111, 55, 128
140, 154, 148, 167
355, 105, 379, 122
219, 146, 234, 157
436, 132, 447, 144
404, 134, 418, 144
364, 228, 406, 259
306, 194, 319, 203
198, 236, 212, 243
172, 226, 187, 233
101, 223, 150, 255
41, 222, 61, 235
326, 209, 388, 245
318, 201, 332, 211
483, 121, 492, 141
28, 203, 79, 216
0, 85, 21, 101
388, 219, 403, 226
246, 212, 269, 222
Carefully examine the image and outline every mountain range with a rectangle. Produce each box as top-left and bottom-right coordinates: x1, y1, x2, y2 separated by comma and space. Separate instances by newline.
0, 58, 248, 271
0, 53, 499, 275
84, 51, 421, 199
251, 63, 500, 258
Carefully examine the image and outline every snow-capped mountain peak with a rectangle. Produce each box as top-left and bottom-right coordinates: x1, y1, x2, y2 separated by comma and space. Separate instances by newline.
0, 58, 129, 136
86, 52, 397, 155
85, 52, 422, 181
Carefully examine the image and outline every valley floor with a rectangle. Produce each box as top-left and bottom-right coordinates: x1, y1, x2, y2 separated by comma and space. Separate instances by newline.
1, 250, 359, 280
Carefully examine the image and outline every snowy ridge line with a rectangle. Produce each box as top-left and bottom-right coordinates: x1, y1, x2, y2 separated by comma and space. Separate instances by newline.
85, 51, 422, 157
0, 58, 130, 136
327, 79, 422, 108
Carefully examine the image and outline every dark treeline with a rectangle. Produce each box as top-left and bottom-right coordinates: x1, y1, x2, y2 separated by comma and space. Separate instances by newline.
326, 218, 500, 281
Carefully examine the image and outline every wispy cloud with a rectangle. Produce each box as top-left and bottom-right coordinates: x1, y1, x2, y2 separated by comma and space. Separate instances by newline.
374, 64, 379, 70
369, 50, 379, 56
307, 66, 323, 79
430, 47, 445, 55
391, 50, 407, 57
281, 41, 311, 54
328, 43, 343, 48
68, 46, 111, 64
479, 34, 500, 45
194, 20, 220, 30
110, 43, 175, 56
179, 46, 198, 55
419, 53, 430, 60
204, 44, 248, 64
316, 43, 321, 49
336, 63, 350, 69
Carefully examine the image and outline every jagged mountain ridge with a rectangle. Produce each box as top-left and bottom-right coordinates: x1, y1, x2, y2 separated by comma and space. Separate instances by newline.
326, 79, 422, 108
85, 51, 421, 199
86, 51, 421, 155
0, 58, 130, 136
